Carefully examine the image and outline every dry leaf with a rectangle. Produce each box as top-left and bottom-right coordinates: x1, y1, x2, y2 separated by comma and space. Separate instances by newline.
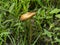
20, 12, 36, 21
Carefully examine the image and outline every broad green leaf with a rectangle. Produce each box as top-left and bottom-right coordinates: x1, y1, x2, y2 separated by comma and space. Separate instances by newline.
43, 29, 52, 37
55, 37, 60, 42
55, 14, 60, 18
0, 32, 10, 37
40, 9, 45, 16
9, 3, 15, 12
54, 27, 60, 30
50, 8, 60, 14
37, 0, 43, 6
46, 16, 52, 19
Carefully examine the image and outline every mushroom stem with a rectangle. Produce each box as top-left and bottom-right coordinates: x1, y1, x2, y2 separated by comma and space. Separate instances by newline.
29, 20, 32, 45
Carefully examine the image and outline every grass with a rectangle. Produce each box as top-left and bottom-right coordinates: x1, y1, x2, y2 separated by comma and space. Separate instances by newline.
0, 0, 60, 45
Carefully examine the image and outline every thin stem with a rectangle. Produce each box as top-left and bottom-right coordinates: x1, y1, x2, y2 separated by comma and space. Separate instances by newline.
29, 20, 33, 45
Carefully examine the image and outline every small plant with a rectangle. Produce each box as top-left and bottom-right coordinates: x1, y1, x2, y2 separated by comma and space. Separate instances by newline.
0, 0, 60, 45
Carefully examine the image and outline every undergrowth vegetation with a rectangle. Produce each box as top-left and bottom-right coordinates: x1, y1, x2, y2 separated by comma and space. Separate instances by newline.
0, 0, 60, 45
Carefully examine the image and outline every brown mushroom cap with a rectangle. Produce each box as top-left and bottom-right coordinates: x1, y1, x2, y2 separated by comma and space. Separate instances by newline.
20, 12, 36, 21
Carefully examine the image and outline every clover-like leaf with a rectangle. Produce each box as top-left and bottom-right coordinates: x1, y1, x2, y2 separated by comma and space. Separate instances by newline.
55, 14, 60, 18
50, 8, 60, 14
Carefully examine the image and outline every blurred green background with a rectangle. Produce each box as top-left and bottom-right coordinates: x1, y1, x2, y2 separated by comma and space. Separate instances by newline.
0, 0, 60, 45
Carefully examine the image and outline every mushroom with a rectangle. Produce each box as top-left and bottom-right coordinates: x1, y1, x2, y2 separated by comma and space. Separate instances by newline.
20, 12, 36, 21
